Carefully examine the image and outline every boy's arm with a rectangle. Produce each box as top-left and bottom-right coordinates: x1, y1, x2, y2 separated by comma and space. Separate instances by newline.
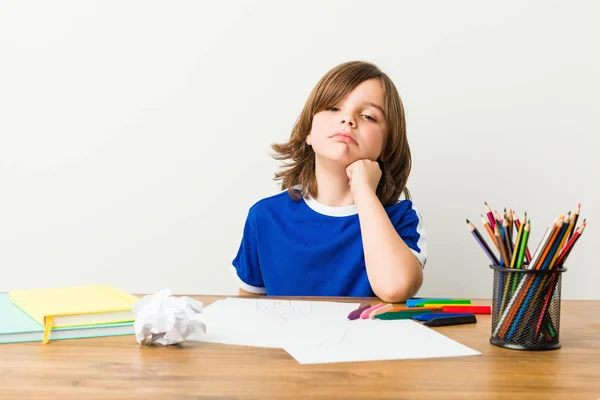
348, 159, 423, 303
355, 190, 423, 302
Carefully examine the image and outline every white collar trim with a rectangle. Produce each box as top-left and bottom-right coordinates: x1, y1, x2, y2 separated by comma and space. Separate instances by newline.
303, 196, 358, 217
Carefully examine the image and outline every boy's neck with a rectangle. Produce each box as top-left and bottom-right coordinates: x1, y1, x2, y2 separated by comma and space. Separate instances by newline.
313, 158, 354, 207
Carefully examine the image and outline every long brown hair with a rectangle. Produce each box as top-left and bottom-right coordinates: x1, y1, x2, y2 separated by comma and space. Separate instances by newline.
271, 61, 411, 207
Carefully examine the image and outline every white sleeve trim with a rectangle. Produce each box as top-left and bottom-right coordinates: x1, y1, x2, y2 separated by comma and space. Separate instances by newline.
229, 266, 266, 294
412, 207, 428, 268
411, 249, 426, 268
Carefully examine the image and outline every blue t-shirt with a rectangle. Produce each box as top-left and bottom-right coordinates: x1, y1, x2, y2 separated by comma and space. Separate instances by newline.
231, 190, 427, 297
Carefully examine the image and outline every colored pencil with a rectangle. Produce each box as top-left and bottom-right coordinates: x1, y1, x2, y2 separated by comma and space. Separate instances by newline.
530, 218, 563, 270
528, 218, 557, 269
466, 219, 499, 266
509, 213, 526, 269
532, 221, 587, 338
481, 214, 499, 251
471, 202, 588, 343
484, 202, 495, 230
495, 223, 510, 268
554, 220, 586, 268
515, 220, 530, 270
503, 218, 513, 262
495, 223, 512, 314
515, 216, 570, 341
493, 209, 502, 227
492, 220, 556, 338
539, 215, 569, 271
504, 209, 512, 245
510, 209, 517, 237
505, 213, 526, 296
498, 218, 558, 333
469, 203, 586, 330
507, 217, 571, 339
548, 214, 574, 269
510, 219, 530, 294
513, 211, 532, 262
568, 203, 580, 241
504, 218, 564, 339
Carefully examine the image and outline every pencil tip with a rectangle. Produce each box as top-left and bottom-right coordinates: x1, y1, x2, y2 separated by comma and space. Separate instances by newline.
466, 219, 470, 223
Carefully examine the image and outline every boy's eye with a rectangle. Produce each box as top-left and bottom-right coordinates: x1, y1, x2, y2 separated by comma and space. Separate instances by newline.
326, 107, 377, 122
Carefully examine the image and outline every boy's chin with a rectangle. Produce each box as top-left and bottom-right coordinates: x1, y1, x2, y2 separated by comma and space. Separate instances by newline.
315, 152, 359, 167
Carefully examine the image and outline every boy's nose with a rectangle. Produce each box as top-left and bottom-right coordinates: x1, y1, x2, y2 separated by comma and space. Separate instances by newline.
340, 117, 355, 127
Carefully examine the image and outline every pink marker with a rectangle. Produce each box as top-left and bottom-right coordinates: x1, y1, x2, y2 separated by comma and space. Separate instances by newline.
360, 303, 383, 319
369, 304, 393, 319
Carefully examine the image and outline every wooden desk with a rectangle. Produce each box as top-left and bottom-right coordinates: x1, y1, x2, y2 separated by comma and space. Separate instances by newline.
1, 296, 599, 399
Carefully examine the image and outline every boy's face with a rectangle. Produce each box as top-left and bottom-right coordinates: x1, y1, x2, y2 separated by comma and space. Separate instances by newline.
307, 78, 387, 167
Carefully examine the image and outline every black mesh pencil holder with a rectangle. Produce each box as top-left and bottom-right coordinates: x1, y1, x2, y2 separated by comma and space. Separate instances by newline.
489, 264, 567, 350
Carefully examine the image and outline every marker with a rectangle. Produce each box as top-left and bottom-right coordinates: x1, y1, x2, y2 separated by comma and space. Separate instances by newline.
406, 298, 451, 307
347, 304, 371, 320
369, 304, 393, 319
360, 303, 384, 319
388, 306, 444, 312
411, 313, 474, 322
424, 315, 477, 327
413, 303, 473, 308
413, 299, 471, 307
442, 305, 491, 314
373, 310, 433, 320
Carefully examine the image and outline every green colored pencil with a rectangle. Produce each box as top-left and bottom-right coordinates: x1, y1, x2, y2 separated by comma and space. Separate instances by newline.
509, 212, 526, 269
515, 220, 530, 270
512, 220, 530, 292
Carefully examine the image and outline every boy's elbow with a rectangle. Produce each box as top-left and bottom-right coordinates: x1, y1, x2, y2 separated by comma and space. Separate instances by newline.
376, 285, 414, 303
375, 273, 423, 303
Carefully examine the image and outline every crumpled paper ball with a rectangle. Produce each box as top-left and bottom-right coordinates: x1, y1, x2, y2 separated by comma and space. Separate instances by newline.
132, 288, 207, 345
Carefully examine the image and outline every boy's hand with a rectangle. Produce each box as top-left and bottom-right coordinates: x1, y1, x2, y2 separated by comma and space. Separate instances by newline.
346, 159, 382, 197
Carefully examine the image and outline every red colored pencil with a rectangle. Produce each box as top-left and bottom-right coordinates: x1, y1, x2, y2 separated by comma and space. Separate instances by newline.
484, 202, 495, 230
554, 220, 587, 268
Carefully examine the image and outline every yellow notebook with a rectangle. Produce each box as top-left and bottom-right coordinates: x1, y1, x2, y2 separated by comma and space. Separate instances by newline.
9, 285, 139, 344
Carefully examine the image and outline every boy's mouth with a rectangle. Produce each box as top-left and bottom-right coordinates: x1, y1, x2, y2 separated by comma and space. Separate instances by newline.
331, 133, 357, 145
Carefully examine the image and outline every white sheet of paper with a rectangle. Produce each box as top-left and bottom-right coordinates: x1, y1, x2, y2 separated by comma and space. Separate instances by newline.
283, 319, 482, 364
197, 298, 360, 348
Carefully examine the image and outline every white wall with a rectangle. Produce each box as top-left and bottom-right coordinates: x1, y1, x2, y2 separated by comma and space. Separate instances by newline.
1, 0, 598, 299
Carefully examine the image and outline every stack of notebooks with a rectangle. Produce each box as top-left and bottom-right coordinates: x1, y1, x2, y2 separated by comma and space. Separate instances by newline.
0, 285, 138, 344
